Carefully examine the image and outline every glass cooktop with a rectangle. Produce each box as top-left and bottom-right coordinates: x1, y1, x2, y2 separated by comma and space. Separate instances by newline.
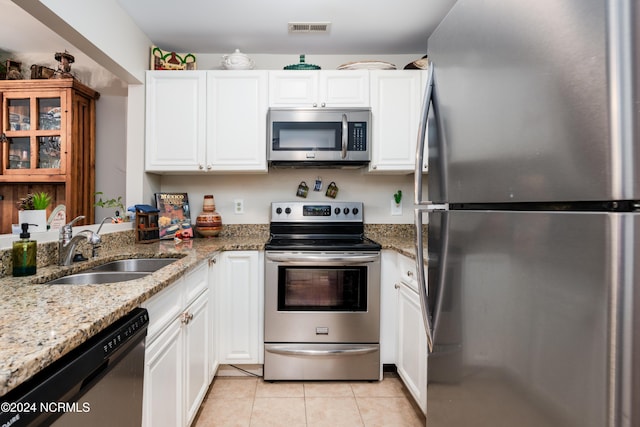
264, 236, 381, 251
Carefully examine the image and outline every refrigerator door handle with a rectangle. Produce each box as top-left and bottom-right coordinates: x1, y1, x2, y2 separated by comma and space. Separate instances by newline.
415, 206, 449, 354
414, 207, 433, 352
414, 63, 434, 206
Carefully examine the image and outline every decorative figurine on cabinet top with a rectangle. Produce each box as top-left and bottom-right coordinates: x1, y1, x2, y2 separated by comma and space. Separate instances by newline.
6, 60, 23, 80
53, 50, 75, 79
150, 45, 197, 70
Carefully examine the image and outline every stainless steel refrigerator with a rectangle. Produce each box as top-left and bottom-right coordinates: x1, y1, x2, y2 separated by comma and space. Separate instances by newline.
413, 1, 639, 426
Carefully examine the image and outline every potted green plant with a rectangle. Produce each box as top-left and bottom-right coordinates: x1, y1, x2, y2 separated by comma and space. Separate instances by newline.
94, 192, 125, 219
17, 191, 52, 232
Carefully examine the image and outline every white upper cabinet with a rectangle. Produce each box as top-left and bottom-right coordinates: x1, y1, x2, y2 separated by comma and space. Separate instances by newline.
145, 70, 268, 173
207, 71, 268, 172
369, 70, 427, 173
145, 71, 206, 172
269, 70, 369, 108
146, 70, 427, 174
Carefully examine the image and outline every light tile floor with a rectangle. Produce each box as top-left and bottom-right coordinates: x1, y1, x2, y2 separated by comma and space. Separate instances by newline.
193, 373, 425, 427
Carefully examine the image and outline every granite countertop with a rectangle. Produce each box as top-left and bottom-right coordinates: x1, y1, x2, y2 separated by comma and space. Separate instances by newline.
0, 235, 265, 397
0, 225, 421, 397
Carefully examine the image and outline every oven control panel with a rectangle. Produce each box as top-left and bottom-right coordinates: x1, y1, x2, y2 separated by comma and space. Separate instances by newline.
271, 202, 364, 222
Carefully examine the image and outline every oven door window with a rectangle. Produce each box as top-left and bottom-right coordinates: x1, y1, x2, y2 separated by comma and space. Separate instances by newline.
278, 266, 367, 311
272, 122, 341, 151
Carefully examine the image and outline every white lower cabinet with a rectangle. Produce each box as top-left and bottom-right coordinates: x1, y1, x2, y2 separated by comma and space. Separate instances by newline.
143, 318, 183, 427
207, 253, 220, 382
382, 251, 428, 413
184, 291, 209, 424
217, 251, 264, 364
380, 251, 399, 364
397, 279, 428, 413
142, 261, 209, 427
396, 255, 428, 412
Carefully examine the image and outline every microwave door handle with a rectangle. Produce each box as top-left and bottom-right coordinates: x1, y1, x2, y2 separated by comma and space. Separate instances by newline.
415, 63, 434, 205
341, 113, 348, 159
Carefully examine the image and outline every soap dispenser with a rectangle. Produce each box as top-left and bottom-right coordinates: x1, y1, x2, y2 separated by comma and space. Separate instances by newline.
12, 223, 37, 277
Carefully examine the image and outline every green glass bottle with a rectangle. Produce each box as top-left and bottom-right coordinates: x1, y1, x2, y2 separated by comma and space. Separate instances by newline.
12, 223, 37, 277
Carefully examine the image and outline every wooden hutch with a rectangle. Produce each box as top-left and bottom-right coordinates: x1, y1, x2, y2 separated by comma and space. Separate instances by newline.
0, 78, 99, 234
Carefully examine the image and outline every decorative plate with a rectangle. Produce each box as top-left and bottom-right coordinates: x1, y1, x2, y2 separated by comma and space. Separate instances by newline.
337, 60, 397, 70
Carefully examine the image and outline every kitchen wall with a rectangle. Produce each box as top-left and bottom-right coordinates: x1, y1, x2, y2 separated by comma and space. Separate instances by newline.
194, 53, 421, 72
94, 95, 127, 221
157, 169, 416, 224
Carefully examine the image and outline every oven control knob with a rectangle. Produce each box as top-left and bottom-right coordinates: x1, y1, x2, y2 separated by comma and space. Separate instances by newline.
285, 207, 292, 214
334, 207, 340, 215
352, 207, 359, 215
276, 207, 282, 215
343, 208, 350, 215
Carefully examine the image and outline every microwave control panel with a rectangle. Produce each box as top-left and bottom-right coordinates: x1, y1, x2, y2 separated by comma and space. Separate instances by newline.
348, 122, 367, 151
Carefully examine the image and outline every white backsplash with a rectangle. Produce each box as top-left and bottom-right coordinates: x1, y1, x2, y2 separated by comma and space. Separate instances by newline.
157, 168, 416, 224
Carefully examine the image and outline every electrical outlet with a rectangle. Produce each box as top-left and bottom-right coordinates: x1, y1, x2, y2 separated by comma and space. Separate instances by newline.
234, 199, 244, 214
391, 199, 402, 216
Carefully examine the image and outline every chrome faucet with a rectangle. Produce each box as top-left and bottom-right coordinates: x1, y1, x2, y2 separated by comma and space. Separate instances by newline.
92, 217, 117, 258
58, 216, 101, 266
96, 216, 117, 235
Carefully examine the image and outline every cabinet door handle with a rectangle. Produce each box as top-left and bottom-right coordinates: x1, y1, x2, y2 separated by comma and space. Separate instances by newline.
198, 164, 204, 170
181, 312, 194, 325
407, 271, 414, 277
394, 283, 400, 289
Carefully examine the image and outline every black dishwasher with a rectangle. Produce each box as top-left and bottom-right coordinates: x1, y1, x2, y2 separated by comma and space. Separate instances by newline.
0, 308, 149, 427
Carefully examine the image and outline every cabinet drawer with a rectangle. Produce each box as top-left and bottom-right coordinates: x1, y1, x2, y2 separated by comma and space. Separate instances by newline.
143, 278, 184, 343
398, 254, 418, 292
184, 263, 208, 306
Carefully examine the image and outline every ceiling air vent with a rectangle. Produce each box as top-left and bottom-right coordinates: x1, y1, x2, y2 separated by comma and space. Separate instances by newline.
288, 22, 331, 34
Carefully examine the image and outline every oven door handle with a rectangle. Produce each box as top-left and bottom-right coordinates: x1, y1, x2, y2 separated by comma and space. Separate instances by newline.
266, 345, 378, 357
265, 253, 380, 264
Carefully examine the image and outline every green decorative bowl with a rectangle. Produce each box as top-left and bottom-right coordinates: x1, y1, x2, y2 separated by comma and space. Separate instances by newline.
284, 54, 321, 70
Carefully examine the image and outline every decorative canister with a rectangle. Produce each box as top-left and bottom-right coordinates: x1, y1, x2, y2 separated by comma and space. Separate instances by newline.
196, 195, 222, 237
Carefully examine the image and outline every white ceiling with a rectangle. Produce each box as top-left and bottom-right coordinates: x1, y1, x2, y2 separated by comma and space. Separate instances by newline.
1, 0, 456, 56
0, 0, 456, 94
116, 0, 456, 55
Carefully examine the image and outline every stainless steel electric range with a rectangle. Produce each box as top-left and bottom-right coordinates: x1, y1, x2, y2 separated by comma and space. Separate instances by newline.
264, 201, 382, 381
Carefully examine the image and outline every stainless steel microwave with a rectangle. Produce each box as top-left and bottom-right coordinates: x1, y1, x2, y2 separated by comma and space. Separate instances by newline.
267, 108, 371, 168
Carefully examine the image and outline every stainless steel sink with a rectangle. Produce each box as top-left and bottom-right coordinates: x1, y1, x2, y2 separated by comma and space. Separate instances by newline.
46, 271, 151, 285
44, 257, 180, 285
88, 258, 180, 273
